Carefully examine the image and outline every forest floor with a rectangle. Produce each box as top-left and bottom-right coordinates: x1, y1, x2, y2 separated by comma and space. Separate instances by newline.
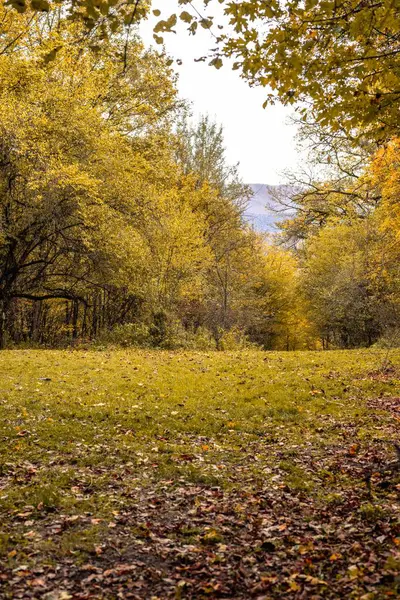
0, 349, 399, 599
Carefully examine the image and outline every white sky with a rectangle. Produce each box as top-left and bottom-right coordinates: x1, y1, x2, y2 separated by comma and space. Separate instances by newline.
139, 2, 301, 185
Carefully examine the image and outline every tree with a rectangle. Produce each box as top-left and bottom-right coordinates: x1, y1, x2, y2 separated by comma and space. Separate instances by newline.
302, 218, 400, 348
0, 4, 181, 347
1, 2, 278, 350
274, 114, 383, 246
174, 116, 254, 345
153, 0, 400, 143
6, 1, 400, 142
246, 244, 312, 350
368, 137, 400, 242
4, 0, 148, 42
10, 0, 400, 352
139, 174, 212, 315
275, 113, 379, 245
175, 115, 249, 205
278, 182, 377, 247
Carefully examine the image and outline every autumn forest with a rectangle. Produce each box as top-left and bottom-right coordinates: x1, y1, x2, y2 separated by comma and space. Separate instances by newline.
1, 0, 399, 353
0, 1, 400, 598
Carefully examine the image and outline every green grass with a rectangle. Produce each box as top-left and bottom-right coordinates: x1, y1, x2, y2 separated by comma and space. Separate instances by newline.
0, 348, 399, 598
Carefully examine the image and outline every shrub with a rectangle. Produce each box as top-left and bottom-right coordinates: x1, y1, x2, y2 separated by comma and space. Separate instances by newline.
374, 328, 400, 349
97, 322, 151, 347
218, 326, 256, 350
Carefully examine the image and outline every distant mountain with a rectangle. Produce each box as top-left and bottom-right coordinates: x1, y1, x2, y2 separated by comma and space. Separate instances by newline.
244, 184, 295, 233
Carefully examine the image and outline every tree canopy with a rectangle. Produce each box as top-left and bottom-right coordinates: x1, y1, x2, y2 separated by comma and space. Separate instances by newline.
0, 1, 312, 350
6, 1, 400, 141
2, 0, 400, 352
161, 1, 400, 142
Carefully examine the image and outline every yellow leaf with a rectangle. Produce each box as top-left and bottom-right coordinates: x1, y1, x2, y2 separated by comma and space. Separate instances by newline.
290, 582, 300, 591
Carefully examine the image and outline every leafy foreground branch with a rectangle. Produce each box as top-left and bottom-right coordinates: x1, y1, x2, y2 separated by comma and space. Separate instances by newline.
0, 349, 399, 598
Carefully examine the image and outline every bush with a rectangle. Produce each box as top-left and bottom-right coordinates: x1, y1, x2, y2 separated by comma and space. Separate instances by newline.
155, 320, 215, 350
96, 319, 255, 351
97, 322, 151, 347
374, 328, 400, 349
96, 319, 216, 350
218, 326, 256, 350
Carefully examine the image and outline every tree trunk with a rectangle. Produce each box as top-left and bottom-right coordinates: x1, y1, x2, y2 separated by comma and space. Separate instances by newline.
0, 298, 8, 350
72, 300, 79, 340
31, 300, 42, 343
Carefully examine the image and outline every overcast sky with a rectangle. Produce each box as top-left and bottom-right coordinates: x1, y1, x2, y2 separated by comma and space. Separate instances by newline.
139, 2, 302, 185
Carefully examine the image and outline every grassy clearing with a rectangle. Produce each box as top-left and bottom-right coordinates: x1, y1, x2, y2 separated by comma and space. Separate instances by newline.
0, 349, 399, 598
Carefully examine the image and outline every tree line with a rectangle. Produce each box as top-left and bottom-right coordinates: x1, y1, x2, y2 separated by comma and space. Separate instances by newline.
1, 1, 399, 351
0, 3, 307, 350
